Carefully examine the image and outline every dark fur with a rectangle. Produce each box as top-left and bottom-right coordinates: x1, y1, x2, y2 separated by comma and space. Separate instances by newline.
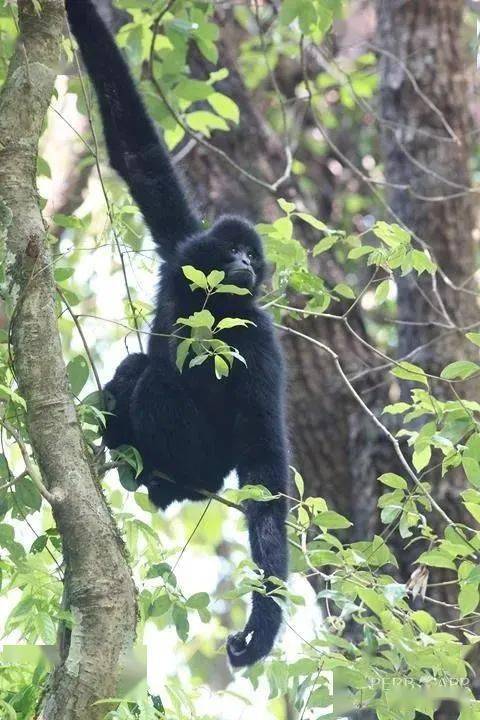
66, 0, 289, 667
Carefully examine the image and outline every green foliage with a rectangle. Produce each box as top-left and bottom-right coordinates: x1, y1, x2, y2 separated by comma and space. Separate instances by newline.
174, 266, 253, 378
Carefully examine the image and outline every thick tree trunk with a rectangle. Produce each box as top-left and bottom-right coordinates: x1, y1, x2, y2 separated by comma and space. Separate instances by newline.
377, 0, 478, 603
0, 3, 137, 718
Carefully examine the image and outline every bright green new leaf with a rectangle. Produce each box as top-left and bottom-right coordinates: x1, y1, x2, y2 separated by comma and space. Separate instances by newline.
458, 584, 480, 617
207, 92, 240, 123
391, 361, 428, 387
177, 310, 215, 329
462, 457, 480, 489
295, 212, 329, 231
182, 265, 208, 289
348, 245, 375, 259
215, 317, 253, 331
411, 610, 436, 634
215, 283, 251, 295
214, 355, 229, 379
378, 473, 408, 490
465, 502, 480, 524
440, 361, 480, 381
375, 279, 390, 304
277, 198, 296, 214
176, 339, 192, 372
334, 283, 355, 299
206, 269, 225, 288
357, 587, 384, 616
314, 510, 352, 530
466, 332, 480, 348
313, 236, 337, 256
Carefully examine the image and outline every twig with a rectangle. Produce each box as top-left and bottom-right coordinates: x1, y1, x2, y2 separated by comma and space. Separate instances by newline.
57, 286, 103, 394
0, 417, 57, 505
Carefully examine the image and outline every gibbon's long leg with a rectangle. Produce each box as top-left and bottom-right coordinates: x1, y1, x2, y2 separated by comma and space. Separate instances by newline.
103, 353, 149, 450
65, 0, 199, 257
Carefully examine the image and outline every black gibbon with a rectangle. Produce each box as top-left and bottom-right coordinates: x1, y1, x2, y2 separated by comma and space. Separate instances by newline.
66, 0, 289, 667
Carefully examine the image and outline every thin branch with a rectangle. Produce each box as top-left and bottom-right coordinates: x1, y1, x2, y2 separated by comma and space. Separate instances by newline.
57, 285, 103, 394
0, 417, 57, 505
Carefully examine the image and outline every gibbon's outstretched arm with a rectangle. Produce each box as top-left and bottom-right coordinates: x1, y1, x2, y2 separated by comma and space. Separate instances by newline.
65, 0, 200, 257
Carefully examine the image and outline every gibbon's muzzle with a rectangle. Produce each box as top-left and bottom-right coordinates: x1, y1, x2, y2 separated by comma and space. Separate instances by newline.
227, 251, 256, 288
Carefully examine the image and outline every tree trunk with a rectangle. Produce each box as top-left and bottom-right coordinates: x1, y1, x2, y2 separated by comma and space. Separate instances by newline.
0, 3, 137, 718
377, 0, 478, 603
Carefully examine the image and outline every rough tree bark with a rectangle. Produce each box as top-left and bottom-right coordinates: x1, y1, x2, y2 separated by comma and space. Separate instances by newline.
0, 3, 137, 719
377, 0, 478, 603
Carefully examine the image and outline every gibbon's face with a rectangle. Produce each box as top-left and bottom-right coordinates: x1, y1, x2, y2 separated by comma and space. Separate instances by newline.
181, 216, 266, 293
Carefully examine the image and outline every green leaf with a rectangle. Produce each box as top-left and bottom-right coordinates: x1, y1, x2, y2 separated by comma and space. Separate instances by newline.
215, 317, 253, 331
465, 502, 480, 524
413, 445, 431, 472
383, 402, 410, 415
35, 612, 57, 644
459, 584, 480, 617
226, 484, 274, 502
53, 213, 84, 229
150, 594, 172, 617
189, 354, 209, 368
357, 587, 384, 616
278, 198, 297, 214
375, 279, 390, 304
215, 283, 251, 295
391, 361, 428, 387
54, 266, 74, 282
118, 464, 139, 492
293, 468, 304, 498
417, 550, 456, 570
313, 236, 337, 256
16, 477, 41, 511
207, 92, 239, 123
214, 355, 229, 379
440, 361, 480, 381
186, 592, 209, 609
463, 457, 480, 489
134, 491, 155, 513
466, 332, 480, 348
348, 245, 375, 259
411, 610, 436, 634
176, 339, 192, 373
333, 283, 355, 299
372, 221, 410, 248
206, 269, 225, 288
186, 110, 229, 134
378, 473, 407, 490
182, 265, 208, 289
314, 510, 352, 530
175, 78, 213, 101
295, 212, 329, 231
67, 355, 89, 396
411, 249, 436, 274
177, 310, 215, 329
30, 535, 48, 554
172, 604, 189, 642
